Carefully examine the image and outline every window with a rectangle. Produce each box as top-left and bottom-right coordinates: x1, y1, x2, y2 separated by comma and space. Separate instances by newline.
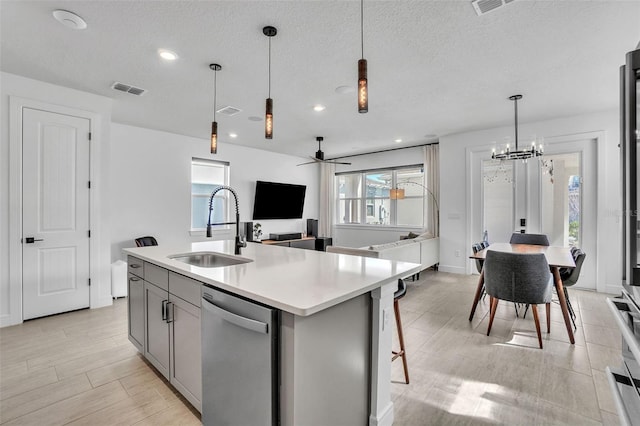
191, 159, 229, 231
336, 166, 424, 227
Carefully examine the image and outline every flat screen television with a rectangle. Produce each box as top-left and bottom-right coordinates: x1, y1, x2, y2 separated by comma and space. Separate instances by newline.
252, 180, 306, 220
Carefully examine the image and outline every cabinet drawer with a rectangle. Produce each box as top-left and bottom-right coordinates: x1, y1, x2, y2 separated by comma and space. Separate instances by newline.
169, 272, 201, 306
128, 256, 144, 277
145, 262, 168, 291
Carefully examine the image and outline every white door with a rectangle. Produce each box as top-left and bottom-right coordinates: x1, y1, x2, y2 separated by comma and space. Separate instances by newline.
22, 108, 91, 320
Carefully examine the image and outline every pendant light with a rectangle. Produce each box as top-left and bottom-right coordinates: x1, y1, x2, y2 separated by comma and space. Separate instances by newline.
491, 95, 544, 161
209, 63, 222, 154
263, 26, 277, 139
358, 0, 368, 113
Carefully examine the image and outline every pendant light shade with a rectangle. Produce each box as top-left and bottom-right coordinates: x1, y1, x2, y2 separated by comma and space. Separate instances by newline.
209, 63, 222, 154
390, 188, 405, 200
263, 26, 277, 139
357, 0, 368, 113
358, 59, 368, 113
210, 121, 218, 154
265, 97, 273, 139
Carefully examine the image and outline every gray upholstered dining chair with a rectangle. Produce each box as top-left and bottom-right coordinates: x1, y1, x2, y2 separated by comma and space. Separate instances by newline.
509, 233, 550, 246
484, 251, 553, 349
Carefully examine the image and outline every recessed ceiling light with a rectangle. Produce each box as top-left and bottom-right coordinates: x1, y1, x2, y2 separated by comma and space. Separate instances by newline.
52, 10, 87, 30
229, 133, 238, 138
335, 85, 355, 95
158, 49, 178, 61
394, 138, 403, 143
248, 116, 263, 122
313, 104, 326, 112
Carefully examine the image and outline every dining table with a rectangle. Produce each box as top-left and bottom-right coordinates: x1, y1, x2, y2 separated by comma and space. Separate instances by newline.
468, 243, 577, 344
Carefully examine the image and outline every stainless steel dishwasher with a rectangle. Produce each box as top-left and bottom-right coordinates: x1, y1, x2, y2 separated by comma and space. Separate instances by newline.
201, 286, 279, 426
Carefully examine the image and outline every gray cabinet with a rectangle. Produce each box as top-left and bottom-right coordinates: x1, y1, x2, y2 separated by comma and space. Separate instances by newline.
144, 281, 170, 379
127, 256, 145, 352
127, 258, 202, 412
127, 273, 144, 352
169, 294, 202, 411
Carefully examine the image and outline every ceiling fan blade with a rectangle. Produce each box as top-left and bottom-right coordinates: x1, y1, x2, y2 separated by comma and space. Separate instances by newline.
296, 160, 317, 166
324, 160, 352, 165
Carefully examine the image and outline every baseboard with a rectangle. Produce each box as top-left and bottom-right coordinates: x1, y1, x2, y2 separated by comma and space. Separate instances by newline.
604, 283, 623, 296
92, 296, 114, 309
0, 313, 21, 328
437, 265, 466, 274
369, 401, 394, 426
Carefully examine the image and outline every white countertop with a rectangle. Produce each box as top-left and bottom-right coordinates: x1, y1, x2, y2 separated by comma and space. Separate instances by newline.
123, 241, 421, 316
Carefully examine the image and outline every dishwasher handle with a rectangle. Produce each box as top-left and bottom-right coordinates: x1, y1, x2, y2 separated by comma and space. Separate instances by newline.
202, 297, 268, 334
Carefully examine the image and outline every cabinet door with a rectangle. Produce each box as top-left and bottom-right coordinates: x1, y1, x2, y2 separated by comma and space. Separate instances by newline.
127, 273, 144, 352
145, 282, 170, 379
169, 295, 202, 412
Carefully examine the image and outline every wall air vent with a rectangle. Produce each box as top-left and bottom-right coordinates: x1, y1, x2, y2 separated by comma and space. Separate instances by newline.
216, 106, 242, 116
472, 0, 515, 16
111, 82, 147, 96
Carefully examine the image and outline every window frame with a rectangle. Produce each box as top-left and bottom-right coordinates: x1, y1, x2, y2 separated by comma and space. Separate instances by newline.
190, 158, 230, 234
335, 164, 425, 228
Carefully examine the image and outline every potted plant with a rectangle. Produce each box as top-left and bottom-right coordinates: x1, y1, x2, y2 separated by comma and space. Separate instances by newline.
253, 223, 263, 241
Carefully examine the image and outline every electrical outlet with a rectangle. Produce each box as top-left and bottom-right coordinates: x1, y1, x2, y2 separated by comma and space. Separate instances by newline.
455, 250, 461, 257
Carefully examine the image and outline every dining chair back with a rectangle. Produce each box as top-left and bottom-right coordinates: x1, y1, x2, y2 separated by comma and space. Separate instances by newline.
557, 247, 586, 329
509, 233, 550, 246
484, 250, 553, 348
134, 236, 158, 247
472, 242, 485, 274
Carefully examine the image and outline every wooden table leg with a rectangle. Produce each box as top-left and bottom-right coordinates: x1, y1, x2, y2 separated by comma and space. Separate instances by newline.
552, 267, 575, 344
469, 269, 485, 321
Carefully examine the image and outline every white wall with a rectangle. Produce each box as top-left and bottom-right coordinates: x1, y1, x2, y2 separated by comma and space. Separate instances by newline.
331, 146, 427, 247
110, 123, 319, 261
0, 72, 113, 326
439, 110, 622, 293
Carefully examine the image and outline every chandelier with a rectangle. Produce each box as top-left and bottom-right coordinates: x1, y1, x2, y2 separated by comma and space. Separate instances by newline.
492, 95, 543, 161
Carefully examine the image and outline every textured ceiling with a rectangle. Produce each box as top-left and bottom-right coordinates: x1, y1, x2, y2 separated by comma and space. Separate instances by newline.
1, 1, 638, 159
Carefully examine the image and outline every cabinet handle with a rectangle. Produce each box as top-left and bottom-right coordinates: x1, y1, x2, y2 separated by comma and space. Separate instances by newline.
162, 300, 168, 321
129, 277, 140, 282
130, 264, 141, 269
166, 302, 174, 323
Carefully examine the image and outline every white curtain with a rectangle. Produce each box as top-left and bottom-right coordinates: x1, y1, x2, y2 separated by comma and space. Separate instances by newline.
424, 145, 440, 237
319, 162, 336, 238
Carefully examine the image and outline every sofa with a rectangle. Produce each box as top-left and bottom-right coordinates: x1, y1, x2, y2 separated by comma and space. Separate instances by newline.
326, 233, 439, 275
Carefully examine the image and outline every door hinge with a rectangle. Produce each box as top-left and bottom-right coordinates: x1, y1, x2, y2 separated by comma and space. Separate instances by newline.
88, 278, 91, 287
88, 230, 91, 238
88, 132, 92, 141
88, 180, 91, 189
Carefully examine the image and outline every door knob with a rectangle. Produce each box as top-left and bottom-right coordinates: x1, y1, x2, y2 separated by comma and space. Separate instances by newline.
24, 237, 44, 244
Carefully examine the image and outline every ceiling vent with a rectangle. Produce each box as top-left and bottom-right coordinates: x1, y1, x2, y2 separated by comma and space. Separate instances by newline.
216, 106, 242, 116
111, 82, 147, 96
471, 0, 515, 16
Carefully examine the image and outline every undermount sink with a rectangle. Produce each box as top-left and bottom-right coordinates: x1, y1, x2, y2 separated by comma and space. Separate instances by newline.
169, 252, 253, 268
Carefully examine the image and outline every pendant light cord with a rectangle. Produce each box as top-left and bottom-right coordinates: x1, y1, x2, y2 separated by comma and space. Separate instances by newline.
513, 96, 518, 150
268, 37, 272, 98
213, 70, 217, 121
360, 0, 364, 59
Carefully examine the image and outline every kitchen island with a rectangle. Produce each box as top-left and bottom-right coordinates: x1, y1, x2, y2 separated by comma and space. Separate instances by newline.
124, 240, 420, 426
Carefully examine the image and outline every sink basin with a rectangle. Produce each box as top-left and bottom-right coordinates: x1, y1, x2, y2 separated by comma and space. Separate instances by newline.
169, 252, 253, 268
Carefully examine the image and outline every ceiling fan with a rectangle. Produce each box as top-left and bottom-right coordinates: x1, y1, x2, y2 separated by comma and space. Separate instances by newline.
297, 137, 352, 166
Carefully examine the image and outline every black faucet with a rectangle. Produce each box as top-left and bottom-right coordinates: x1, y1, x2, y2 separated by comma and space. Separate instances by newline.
206, 186, 246, 255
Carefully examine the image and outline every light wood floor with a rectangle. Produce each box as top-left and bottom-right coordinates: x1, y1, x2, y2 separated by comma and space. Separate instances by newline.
0, 271, 622, 425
